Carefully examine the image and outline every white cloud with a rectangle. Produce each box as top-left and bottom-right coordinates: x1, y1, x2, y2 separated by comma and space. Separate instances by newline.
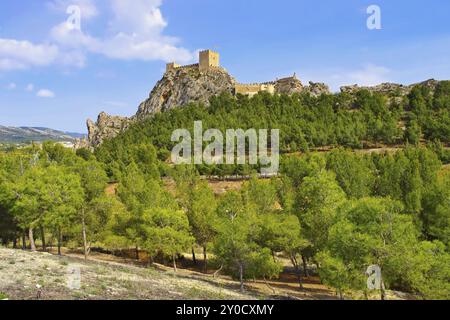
93, 33, 193, 62
110, 0, 167, 36
49, 0, 194, 64
37, 89, 56, 98
1, 1, 194, 72
0, 39, 59, 71
5, 82, 16, 90
26, 84, 34, 91
104, 0, 193, 62
47, 0, 98, 20
50, 22, 97, 49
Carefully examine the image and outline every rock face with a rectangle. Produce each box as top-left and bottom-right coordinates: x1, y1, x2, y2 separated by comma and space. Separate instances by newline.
340, 83, 409, 95
304, 81, 330, 97
135, 67, 236, 119
87, 66, 235, 147
275, 76, 304, 95
86, 112, 131, 147
340, 79, 440, 96
272, 78, 330, 97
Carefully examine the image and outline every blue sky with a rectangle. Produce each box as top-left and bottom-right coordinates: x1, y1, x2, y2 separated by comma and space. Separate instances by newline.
0, 0, 449, 133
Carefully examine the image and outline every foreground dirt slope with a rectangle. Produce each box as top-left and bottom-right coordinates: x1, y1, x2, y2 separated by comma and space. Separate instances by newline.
0, 248, 257, 300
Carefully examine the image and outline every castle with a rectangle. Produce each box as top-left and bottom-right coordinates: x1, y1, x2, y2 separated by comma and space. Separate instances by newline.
166, 49, 221, 73
85, 49, 329, 148
166, 50, 299, 97
85, 49, 441, 149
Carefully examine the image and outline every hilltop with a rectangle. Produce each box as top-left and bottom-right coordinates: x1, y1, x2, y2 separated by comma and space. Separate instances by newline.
85, 50, 331, 147
84, 50, 448, 149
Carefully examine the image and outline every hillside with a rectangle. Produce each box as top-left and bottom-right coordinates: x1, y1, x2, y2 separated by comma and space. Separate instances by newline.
0, 126, 84, 143
85, 49, 448, 149
93, 80, 450, 180
86, 50, 331, 147
0, 248, 256, 300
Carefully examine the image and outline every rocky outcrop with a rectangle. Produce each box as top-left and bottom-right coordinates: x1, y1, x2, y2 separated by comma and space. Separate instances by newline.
275, 76, 304, 95
340, 83, 409, 95
273, 77, 330, 97
135, 67, 236, 119
415, 79, 441, 91
304, 81, 330, 97
86, 112, 131, 147
340, 79, 441, 96
73, 137, 90, 150
87, 67, 235, 147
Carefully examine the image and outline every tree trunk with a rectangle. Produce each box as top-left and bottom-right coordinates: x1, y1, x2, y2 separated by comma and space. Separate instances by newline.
339, 290, 344, 300
22, 231, 26, 250
82, 215, 88, 260
40, 226, 46, 251
380, 279, 387, 300
57, 227, 62, 256
135, 245, 139, 260
213, 265, 223, 278
290, 255, 303, 289
295, 265, 303, 289
203, 246, 207, 274
263, 276, 276, 294
173, 254, 177, 273
13, 237, 17, 249
192, 247, 197, 265
147, 255, 154, 267
29, 227, 36, 252
239, 263, 244, 292
302, 255, 309, 277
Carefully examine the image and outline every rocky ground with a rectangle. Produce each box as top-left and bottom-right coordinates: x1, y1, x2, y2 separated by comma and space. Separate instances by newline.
0, 248, 256, 300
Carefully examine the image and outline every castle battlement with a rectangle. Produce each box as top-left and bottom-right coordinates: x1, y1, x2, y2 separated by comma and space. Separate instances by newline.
166, 49, 220, 73
234, 83, 276, 96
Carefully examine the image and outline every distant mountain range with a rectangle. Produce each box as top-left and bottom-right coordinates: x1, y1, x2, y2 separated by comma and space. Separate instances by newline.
0, 126, 85, 143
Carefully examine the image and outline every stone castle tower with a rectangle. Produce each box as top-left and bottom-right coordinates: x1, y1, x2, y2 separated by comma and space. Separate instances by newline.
199, 49, 220, 71
166, 49, 220, 73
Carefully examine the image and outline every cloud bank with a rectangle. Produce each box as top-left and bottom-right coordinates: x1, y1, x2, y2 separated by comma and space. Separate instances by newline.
0, 0, 194, 71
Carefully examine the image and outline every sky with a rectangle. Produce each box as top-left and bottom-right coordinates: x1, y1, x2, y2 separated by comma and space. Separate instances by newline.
0, 0, 449, 133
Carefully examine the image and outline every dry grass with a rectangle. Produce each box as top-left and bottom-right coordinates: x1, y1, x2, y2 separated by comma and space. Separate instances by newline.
0, 248, 256, 300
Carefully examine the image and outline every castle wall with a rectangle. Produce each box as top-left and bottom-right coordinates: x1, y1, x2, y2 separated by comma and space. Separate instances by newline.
166, 62, 180, 72
234, 83, 275, 96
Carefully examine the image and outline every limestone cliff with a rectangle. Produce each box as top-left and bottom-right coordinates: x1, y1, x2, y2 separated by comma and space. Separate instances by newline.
86, 112, 131, 147
136, 67, 236, 119
86, 67, 235, 147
